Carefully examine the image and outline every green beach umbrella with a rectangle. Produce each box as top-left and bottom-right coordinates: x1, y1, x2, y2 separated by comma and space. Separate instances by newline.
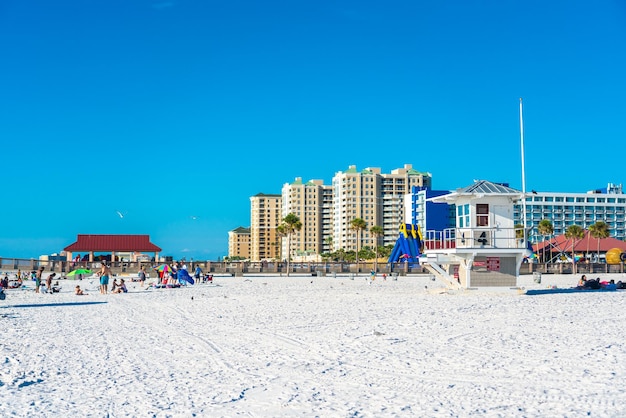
67, 268, 92, 276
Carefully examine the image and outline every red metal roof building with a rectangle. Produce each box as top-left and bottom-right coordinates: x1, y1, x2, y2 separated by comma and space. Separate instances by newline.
533, 230, 626, 261
64, 234, 162, 262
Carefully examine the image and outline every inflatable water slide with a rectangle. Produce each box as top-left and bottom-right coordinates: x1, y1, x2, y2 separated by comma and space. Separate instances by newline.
388, 223, 424, 266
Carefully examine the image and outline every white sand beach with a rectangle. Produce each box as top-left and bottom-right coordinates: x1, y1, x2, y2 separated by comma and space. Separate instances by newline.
1, 274, 626, 417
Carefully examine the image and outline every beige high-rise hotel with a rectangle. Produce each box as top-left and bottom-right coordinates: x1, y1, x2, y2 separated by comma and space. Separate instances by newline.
249, 193, 282, 262
332, 164, 431, 253
281, 178, 333, 262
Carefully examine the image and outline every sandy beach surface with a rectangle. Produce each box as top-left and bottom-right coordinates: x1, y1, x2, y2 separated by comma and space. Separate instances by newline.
1, 274, 625, 417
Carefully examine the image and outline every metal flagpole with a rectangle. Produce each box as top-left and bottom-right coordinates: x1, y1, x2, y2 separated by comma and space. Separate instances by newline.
519, 98, 527, 243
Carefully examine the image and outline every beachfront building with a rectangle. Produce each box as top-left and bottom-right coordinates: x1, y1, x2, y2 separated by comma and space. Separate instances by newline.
515, 183, 626, 244
63, 234, 162, 263
404, 186, 456, 233
534, 231, 626, 264
332, 164, 432, 253
249, 193, 282, 262
281, 178, 333, 262
228, 226, 251, 260
421, 180, 528, 289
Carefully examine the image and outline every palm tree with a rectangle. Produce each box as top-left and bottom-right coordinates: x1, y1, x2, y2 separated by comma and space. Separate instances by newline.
323, 236, 333, 271
276, 224, 288, 267
370, 225, 384, 273
537, 219, 554, 263
335, 248, 346, 262
564, 224, 585, 274
277, 213, 302, 277
350, 218, 367, 274
589, 221, 609, 262
379, 244, 394, 260
324, 236, 333, 253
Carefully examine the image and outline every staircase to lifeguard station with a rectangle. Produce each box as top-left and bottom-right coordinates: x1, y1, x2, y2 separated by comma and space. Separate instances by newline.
421, 257, 463, 290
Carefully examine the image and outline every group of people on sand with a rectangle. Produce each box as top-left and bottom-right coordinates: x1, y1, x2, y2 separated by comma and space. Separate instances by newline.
0, 274, 16, 289
4, 261, 215, 296
94, 263, 129, 294
110, 278, 128, 293
30, 267, 62, 294
153, 262, 214, 286
75, 263, 128, 295
576, 274, 621, 290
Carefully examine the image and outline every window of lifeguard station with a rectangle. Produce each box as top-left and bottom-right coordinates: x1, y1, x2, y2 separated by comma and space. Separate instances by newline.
476, 204, 489, 227
457, 204, 470, 227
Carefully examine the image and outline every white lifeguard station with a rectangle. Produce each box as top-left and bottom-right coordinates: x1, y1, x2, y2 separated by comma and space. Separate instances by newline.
421, 180, 529, 289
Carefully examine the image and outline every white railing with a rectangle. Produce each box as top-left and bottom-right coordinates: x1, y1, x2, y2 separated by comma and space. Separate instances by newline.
423, 227, 528, 250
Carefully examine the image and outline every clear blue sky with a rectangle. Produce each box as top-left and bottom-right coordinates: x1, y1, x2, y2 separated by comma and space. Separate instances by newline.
2, 0, 625, 260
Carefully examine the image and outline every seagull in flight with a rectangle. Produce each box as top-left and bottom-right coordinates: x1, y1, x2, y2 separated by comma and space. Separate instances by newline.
190, 215, 199, 220
116, 211, 125, 219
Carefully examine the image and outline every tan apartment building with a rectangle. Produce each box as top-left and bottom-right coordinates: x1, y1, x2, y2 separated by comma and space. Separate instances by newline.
332, 164, 432, 252
228, 226, 251, 259
250, 193, 282, 262
281, 178, 333, 261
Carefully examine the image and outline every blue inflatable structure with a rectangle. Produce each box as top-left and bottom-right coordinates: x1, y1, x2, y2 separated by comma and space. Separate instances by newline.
388, 223, 423, 266
177, 268, 195, 285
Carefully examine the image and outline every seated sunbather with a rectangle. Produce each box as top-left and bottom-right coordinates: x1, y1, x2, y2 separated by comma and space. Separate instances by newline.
584, 278, 601, 289
113, 279, 127, 293
75, 285, 87, 295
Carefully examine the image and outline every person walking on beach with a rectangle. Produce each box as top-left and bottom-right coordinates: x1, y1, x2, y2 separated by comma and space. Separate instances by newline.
99, 262, 112, 294
138, 266, 146, 287
35, 267, 44, 294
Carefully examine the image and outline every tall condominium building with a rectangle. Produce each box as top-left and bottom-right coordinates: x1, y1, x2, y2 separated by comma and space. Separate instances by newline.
281, 178, 332, 261
250, 193, 282, 261
332, 164, 432, 253
228, 226, 251, 259
514, 183, 626, 243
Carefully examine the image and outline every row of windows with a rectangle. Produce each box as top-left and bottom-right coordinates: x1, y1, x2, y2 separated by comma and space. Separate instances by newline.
518, 213, 625, 220
526, 205, 625, 211
527, 196, 626, 204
